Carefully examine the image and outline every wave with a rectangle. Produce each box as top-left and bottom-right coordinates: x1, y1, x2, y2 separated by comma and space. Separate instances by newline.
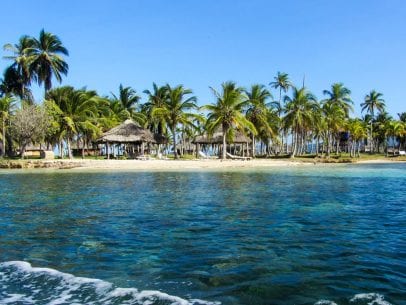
0, 261, 394, 305
315, 293, 393, 305
0, 261, 220, 305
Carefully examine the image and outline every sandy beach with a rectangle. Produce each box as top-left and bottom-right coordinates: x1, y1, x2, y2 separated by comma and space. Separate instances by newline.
48, 158, 406, 170
1, 158, 404, 170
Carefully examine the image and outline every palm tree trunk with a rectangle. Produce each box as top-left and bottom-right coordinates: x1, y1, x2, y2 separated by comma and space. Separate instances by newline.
370, 121, 373, 153
60, 141, 64, 159
252, 134, 255, 158
1, 118, 5, 158
222, 130, 227, 160
172, 127, 178, 159
67, 138, 73, 159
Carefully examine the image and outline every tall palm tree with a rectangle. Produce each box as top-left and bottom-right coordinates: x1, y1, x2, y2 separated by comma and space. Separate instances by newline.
244, 84, 273, 157
0, 94, 17, 157
204, 82, 256, 160
322, 83, 353, 117
283, 87, 317, 157
152, 84, 200, 159
270, 72, 292, 153
270, 72, 292, 104
361, 90, 386, 153
29, 29, 69, 94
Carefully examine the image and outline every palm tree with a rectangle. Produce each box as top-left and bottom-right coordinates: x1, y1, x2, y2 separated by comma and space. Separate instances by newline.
46, 87, 99, 158
322, 83, 353, 117
204, 82, 256, 160
385, 120, 404, 156
111, 84, 140, 116
244, 84, 273, 157
283, 87, 317, 157
152, 84, 200, 159
347, 119, 367, 157
270, 72, 292, 105
0, 94, 17, 157
29, 29, 69, 94
270, 72, 292, 153
322, 101, 345, 156
3, 36, 35, 102
361, 90, 386, 153
142, 83, 169, 134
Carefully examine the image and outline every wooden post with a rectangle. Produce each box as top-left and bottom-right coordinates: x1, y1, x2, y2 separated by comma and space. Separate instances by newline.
106, 142, 110, 160
196, 143, 200, 158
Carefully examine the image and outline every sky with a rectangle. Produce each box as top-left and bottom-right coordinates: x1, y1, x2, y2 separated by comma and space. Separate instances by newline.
1, 0, 405, 117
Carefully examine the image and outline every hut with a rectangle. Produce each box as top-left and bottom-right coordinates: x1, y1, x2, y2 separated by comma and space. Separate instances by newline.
96, 119, 166, 159
193, 129, 251, 158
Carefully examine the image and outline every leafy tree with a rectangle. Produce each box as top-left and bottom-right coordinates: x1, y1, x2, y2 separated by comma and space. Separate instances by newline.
11, 104, 50, 158
0, 94, 17, 157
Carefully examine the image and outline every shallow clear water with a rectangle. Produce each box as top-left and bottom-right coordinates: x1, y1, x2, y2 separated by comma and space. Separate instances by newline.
0, 164, 405, 305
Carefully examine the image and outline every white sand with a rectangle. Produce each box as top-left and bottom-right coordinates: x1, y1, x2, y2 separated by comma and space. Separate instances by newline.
66, 159, 315, 171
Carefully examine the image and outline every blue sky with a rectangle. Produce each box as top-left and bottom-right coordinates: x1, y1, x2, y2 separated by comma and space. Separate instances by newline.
1, 0, 405, 117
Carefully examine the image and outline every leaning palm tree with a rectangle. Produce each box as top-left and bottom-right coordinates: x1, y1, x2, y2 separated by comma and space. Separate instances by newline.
360, 90, 386, 153
283, 87, 318, 157
152, 84, 200, 159
244, 84, 273, 157
29, 29, 69, 94
204, 82, 256, 160
322, 83, 353, 117
0, 94, 17, 157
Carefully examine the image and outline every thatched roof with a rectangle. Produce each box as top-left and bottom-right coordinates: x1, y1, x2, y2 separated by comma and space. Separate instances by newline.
193, 129, 251, 144
96, 120, 162, 144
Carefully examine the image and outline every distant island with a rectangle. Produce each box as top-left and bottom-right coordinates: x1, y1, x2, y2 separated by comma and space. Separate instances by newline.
1, 30, 405, 164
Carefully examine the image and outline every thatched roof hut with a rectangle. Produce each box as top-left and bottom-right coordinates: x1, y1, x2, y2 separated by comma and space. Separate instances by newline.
96, 120, 165, 144
193, 129, 251, 144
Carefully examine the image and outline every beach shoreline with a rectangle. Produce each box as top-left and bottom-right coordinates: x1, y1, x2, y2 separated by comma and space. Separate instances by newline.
0, 158, 405, 171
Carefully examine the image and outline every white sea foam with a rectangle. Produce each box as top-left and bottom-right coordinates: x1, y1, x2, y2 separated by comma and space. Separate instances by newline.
314, 293, 393, 305
350, 293, 392, 305
0, 261, 220, 305
315, 300, 338, 305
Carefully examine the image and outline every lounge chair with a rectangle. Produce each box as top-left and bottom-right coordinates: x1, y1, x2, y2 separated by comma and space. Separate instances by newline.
399, 150, 406, 156
226, 152, 251, 160
198, 151, 209, 159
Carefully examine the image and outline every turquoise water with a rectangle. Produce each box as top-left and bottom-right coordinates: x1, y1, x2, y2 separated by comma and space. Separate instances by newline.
0, 164, 405, 305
